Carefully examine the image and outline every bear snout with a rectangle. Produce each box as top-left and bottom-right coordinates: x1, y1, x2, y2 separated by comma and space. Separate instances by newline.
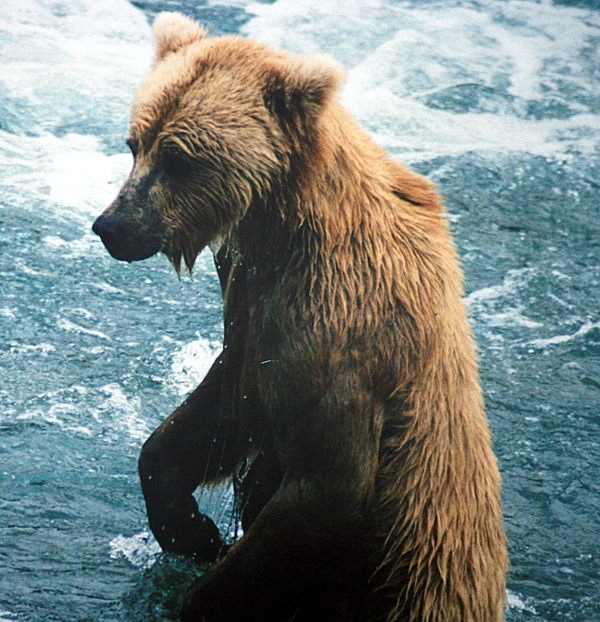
92, 212, 163, 262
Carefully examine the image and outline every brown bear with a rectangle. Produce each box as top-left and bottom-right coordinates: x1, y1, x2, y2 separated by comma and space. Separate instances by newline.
92, 12, 508, 622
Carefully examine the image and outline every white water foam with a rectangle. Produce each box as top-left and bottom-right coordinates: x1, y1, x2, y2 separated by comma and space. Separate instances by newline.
11, 382, 151, 445
167, 336, 221, 396
0, 0, 151, 219
57, 317, 111, 341
96, 383, 150, 445
8, 342, 55, 356
109, 531, 161, 570
507, 589, 537, 614
466, 268, 543, 333
244, 0, 600, 161
0, 1, 151, 116
47, 136, 133, 216
529, 320, 599, 349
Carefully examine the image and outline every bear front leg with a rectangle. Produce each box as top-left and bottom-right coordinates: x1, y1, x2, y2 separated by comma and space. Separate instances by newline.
138, 354, 237, 561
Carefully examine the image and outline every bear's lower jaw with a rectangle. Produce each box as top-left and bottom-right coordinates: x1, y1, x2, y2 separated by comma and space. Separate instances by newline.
93, 229, 162, 263
104, 241, 160, 263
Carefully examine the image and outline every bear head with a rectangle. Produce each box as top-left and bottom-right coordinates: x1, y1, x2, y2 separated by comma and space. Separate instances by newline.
92, 12, 343, 273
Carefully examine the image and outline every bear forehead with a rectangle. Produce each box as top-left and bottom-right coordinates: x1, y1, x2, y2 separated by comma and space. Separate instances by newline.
129, 37, 282, 146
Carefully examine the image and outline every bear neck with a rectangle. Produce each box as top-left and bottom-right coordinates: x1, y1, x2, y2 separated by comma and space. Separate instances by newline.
230, 102, 457, 356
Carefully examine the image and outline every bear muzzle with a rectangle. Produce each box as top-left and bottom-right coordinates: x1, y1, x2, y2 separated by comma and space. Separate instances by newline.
92, 211, 164, 262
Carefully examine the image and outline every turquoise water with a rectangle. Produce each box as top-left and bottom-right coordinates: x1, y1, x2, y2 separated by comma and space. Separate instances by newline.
0, 1, 598, 620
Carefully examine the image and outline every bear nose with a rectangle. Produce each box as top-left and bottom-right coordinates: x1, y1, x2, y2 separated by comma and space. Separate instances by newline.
92, 213, 138, 261
92, 213, 124, 240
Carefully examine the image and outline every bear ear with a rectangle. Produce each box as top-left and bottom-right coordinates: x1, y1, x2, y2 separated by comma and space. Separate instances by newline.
153, 12, 206, 63
266, 54, 344, 124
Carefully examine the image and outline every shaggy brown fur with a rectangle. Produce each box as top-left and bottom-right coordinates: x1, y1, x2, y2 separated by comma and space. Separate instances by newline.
93, 12, 507, 622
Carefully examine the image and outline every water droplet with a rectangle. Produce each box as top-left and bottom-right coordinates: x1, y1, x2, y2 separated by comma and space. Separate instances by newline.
202, 516, 207, 523
171, 538, 176, 544
147, 475, 153, 481
243, 395, 248, 400
191, 512, 196, 519
248, 437, 253, 443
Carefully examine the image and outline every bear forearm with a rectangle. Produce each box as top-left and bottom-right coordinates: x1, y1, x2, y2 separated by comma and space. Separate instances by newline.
138, 354, 239, 558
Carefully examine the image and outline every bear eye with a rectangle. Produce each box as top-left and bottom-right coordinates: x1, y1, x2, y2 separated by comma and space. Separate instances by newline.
163, 150, 193, 179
